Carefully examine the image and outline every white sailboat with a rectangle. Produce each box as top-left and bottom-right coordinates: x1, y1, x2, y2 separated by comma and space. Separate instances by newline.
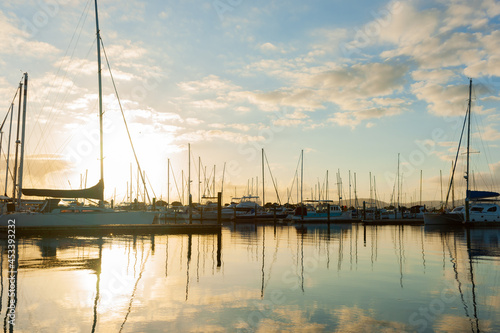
424, 79, 500, 225
0, 0, 156, 227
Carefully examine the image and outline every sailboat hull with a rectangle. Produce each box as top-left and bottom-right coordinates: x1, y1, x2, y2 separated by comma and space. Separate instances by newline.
0, 210, 157, 228
423, 212, 464, 225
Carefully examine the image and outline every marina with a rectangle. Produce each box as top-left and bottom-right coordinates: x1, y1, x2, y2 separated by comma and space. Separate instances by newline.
0, 0, 499, 331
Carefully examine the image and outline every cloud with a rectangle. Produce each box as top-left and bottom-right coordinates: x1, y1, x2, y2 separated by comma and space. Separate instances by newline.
0, 11, 59, 57
209, 123, 251, 131
175, 129, 264, 144
178, 75, 240, 94
233, 61, 408, 127
259, 42, 278, 52
440, 0, 500, 33
376, 2, 440, 48
479, 125, 500, 141
411, 69, 458, 84
12, 154, 73, 189
234, 89, 323, 112
329, 107, 402, 129
412, 80, 494, 117
411, 81, 470, 117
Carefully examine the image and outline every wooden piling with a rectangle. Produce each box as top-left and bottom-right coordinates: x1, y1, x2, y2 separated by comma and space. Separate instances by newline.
217, 192, 222, 225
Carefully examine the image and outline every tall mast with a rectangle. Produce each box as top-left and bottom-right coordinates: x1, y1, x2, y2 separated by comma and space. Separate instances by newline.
451, 161, 455, 208
198, 156, 201, 203
326, 170, 329, 201
17, 73, 28, 206
262, 148, 265, 205
12, 80, 23, 201
167, 158, 170, 207
348, 170, 351, 208
369, 172, 372, 207
354, 172, 358, 208
94, 0, 104, 204
419, 170, 422, 206
221, 162, 226, 202
300, 149, 303, 204
440, 170, 443, 209
397, 153, 400, 214
465, 78, 472, 222
4, 103, 14, 196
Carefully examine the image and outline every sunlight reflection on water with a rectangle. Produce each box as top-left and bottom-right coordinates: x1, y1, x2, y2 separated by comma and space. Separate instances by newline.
1, 224, 499, 332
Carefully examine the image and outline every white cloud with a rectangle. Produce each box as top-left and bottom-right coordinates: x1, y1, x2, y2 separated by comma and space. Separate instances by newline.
411, 81, 470, 116
328, 107, 401, 129
480, 125, 500, 141
178, 75, 240, 94
175, 130, 264, 144
0, 11, 59, 57
440, 0, 500, 33
411, 69, 458, 84
377, 2, 440, 47
260, 42, 278, 52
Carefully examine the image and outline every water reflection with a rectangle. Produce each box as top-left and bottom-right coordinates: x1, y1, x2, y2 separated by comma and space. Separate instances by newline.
0, 225, 499, 332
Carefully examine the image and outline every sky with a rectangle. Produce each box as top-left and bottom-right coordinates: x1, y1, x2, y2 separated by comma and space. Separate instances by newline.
1, 0, 500, 206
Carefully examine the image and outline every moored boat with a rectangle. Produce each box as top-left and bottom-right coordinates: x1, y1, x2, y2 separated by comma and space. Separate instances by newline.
423, 79, 500, 226
288, 201, 352, 222
0, 0, 157, 228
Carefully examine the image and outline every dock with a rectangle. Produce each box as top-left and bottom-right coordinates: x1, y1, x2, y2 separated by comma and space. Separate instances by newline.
3, 223, 222, 237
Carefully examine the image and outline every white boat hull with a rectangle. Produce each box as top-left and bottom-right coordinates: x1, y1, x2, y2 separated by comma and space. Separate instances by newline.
0, 210, 157, 227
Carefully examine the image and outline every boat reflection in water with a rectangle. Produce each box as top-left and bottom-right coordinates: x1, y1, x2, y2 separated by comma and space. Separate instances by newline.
1, 225, 499, 331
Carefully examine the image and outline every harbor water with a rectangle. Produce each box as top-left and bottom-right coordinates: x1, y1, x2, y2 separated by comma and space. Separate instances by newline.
2, 223, 499, 332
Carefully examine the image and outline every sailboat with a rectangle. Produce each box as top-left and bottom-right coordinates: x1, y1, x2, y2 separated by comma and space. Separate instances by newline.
424, 79, 500, 225
0, 0, 156, 227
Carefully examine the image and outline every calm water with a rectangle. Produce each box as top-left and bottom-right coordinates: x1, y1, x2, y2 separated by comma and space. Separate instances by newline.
2, 223, 500, 332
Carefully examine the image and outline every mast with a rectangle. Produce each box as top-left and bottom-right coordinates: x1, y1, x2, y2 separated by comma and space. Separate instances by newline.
397, 153, 400, 216
369, 172, 372, 207
12, 80, 23, 202
354, 172, 358, 208
167, 158, 170, 207
326, 170, 329, 201
221, 161, 226, 203
262, 148, 265, 205
465, 78, 472, 222
419, 170, 422, 206
198, 156, 201, 203
451, 161, 455, 208
188, 143, 191, 221
17, 73, 28, 206
4, 103, 13, 196
337, 169, 342, 206
94, 0, 104, 205
440, 170, 443, 209
349, 170, 351, 208
300, 149, 303, 204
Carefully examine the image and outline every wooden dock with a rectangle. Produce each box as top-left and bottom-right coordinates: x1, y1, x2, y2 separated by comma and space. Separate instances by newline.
360, 219, 424, 225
